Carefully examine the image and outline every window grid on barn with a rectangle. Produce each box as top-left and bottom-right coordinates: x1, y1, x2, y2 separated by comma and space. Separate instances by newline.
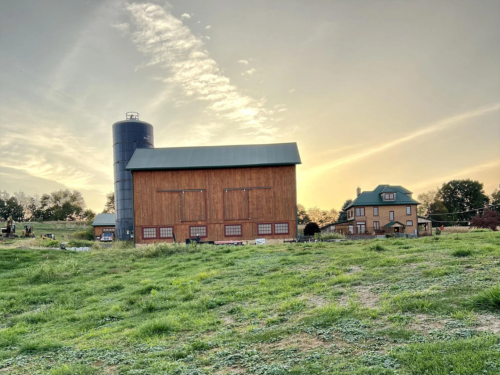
258, 223, 272, 235
225, 225, 242, 237
274, 223, 289, 234
159, 227, 173, 238
102, 228, 115, 232
190, 226, 207, 238
143, 227, 157, 239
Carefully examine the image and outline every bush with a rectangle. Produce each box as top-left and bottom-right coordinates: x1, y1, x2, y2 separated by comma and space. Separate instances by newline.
304, 222, 320, 236
435, 227, 441, 235
473, 285, 500, 311
71, 226, 94, 241
370, 243, 387, 252
66, 239, 93, 247
314, 232, 345, 240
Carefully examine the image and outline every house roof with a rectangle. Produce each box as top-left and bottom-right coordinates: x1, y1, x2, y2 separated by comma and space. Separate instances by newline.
126, 143, 301, 171
383, 221, 406, 228
92, 213, 116, 227
346, 185, 419, 209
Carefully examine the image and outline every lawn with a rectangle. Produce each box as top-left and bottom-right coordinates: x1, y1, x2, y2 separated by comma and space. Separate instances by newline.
0, 231, 499, 374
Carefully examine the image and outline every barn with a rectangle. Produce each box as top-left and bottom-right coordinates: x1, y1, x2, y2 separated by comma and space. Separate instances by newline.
92, 213, 116, 241
126, 143, 301, 245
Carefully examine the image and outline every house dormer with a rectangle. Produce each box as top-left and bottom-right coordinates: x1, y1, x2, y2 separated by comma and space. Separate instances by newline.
382, 192, 396, 201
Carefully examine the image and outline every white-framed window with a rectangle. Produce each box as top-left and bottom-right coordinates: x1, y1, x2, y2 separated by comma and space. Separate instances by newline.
143, 227, 157, 239
258, 223, 272, 235
406, 220, 413, 226
159, 227, 173, 238
356, 222, 366, 234
355, 207, 365, 216
102, 228, 115, 232
225, 225, 242, 236
406, 206, 411, 215
389, 211, 394, 221
384, 193, 395, 201
190, 226, 207, 238
274, 223, 289, 234
373, 207, 378, 216
374, 221, 380, 230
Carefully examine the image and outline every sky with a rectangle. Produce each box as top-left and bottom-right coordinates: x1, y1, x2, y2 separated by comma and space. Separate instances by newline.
0, 0, 499, 213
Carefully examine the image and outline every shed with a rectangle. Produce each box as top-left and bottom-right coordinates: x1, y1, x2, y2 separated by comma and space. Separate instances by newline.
92, 213, 116, 240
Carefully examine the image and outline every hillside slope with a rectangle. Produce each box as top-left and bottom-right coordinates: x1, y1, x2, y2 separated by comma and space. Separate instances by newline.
1, 232, 500, 375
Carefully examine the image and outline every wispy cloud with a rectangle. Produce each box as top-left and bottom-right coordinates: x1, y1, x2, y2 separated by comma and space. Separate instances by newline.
126, 3, 278, 138
238, 59, 249, 65
180, 13, 191, 19
111, 22, 130, 35
242, 68, 256, 76
305, 103, 500, 176
205, 25, 211, 30
288, 88, 295, 93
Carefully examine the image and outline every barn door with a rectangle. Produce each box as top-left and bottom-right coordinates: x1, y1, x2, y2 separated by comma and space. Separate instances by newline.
224, 189, 249, 220
181, 190, 206, 221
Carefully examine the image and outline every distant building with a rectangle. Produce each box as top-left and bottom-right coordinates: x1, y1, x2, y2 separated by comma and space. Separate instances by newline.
322, 185, 432, 237
92, 213, 116, 240
126, 143, 301, 245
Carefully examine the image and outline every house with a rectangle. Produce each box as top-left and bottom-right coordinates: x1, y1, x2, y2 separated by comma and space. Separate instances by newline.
322, 185, 432, 237
92, 213, 116, 240
125, 143, 301, 245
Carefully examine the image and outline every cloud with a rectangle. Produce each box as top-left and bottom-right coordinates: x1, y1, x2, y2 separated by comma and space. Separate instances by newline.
242, 68, 256, 76
305, 103, 500, 176
205, 25, 211, 29
288, 88, 296, 93
125, 3, 278, 138
111, 22, 130, 35
180, 13, 191, 19
238, 60, 249, 65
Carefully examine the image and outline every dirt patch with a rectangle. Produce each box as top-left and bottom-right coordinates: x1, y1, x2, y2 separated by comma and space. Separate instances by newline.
476, 314, 500, 334
408, 314, 444, 332
304, 294, 328, 308
258, 333, 331, 353
349, 265, 362, 273
352, 286, 380, 309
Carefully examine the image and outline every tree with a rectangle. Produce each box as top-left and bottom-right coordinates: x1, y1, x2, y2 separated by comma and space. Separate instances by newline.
297, 204, 310, 225
428, 199, 448, 227
491, 189, 500, 214
337, 199, 353, 222
306, 207, 338, 226
82, 209, 96, 223
0, 197, 24, 221
103, 192, 115, 213
417, 189, 438, 216
470, 209, 499, 231
304, 222, 320, 236
438, 179, 489, 224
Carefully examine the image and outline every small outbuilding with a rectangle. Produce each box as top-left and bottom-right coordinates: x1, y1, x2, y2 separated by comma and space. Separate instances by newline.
92, 213, 116, 241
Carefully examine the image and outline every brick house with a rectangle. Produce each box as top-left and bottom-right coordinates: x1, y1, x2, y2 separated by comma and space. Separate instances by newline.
322, 185, 431, 236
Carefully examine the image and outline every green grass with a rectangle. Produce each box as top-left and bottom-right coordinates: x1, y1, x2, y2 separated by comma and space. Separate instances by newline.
0, 229, 499, 374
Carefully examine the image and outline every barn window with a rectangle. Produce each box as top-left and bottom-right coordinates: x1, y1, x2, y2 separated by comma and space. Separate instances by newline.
189, 226, 207, 238
257, 223, 272, 235
143, 227, 157, 239
225, 225, 242, 237
102, 228, 115, 232
159, 227, 174, 238
274, 223, 289, 234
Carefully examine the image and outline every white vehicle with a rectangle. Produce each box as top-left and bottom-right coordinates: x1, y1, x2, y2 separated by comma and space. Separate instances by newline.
100, 232, 114, 242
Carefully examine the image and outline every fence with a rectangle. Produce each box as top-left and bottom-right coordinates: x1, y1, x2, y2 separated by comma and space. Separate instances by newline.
327, 226, 408, 236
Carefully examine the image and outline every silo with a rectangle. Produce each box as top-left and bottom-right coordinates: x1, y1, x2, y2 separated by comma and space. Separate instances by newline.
113, 112, 154, 241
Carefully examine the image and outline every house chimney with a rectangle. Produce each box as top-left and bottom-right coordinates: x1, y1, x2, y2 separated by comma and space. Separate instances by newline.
357, 187, 361, 196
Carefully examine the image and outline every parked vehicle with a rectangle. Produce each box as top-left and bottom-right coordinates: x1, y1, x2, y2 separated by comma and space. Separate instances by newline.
100, 232, 114, 242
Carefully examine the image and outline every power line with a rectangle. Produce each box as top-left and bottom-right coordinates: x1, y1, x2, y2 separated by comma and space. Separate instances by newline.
426, 204, 500, 216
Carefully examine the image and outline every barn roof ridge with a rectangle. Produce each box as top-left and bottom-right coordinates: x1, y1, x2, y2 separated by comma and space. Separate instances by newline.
126, 142, 301, 171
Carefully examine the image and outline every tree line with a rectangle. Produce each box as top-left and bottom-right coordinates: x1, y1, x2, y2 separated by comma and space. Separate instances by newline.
0, 190, 95, 222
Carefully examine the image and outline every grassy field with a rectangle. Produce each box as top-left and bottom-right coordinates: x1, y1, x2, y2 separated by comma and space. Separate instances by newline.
0, 231, 499, 375
4, 221, 89, 242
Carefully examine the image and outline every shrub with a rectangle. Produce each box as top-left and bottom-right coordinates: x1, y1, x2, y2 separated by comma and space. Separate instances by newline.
473, 285, 500, 311
470, 209, 499, 231
369, 243, 387, 252
71, 226, 94, 241
452, 249, 472, 257
314, 232, 346, 240
304, 222, 320, 236
435, 227, 441, 235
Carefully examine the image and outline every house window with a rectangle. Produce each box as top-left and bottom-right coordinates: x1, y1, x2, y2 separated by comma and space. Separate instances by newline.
406, 206, 411, 215
225, 225, 242, 237
348, 209, 353, 219
159, 227, 174, 238
355, 207, 365, 216
406, 220, 413, 226
374, 221, 380, 230
348, 225, 354, 234
102, 228, 115, 232
274, 223, 289, 234
142, 227, 157, 239
356, 222, 366, 234
258, 223, 272, 235
189, 226, 207, 238
384, 193, 395, 201
389, 211, 394, 221
373, 207, 379, 216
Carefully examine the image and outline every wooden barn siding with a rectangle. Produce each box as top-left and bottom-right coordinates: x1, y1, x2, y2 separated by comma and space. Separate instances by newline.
133, 166, 297, 244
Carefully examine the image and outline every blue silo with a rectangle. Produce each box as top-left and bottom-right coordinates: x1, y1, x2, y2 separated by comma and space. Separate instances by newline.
112, 112, 154, 241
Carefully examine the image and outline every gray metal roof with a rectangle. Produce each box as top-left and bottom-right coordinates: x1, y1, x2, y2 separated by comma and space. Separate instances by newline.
126, 143, 301, 171
92, 213, 116, 227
